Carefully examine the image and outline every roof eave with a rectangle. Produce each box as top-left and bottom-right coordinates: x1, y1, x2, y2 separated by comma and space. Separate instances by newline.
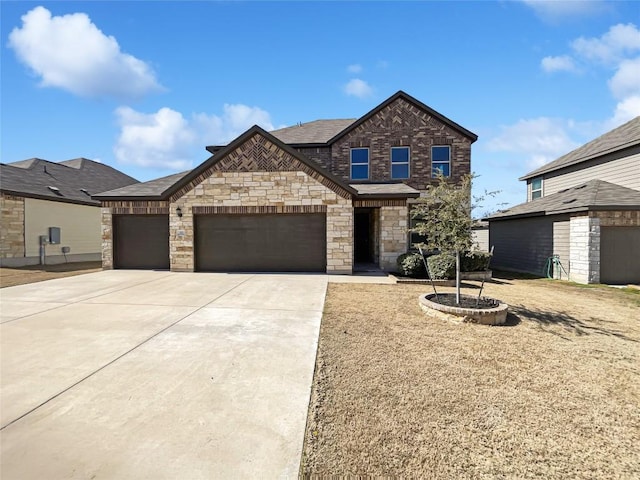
355, 192, 421, 200
93, 195, 166, 202
1, 189, 99, 207
519, 140, 640, 181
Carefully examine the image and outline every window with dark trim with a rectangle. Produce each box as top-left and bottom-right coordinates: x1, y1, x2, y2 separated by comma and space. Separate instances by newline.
350, 148, 369, 180
391, 146, 410, 179
431, 146, 451, 177
531, 177, 543, 200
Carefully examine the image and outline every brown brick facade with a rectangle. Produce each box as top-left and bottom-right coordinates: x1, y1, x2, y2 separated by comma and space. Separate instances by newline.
330, 97, 472, 190
590, 210, 640, 226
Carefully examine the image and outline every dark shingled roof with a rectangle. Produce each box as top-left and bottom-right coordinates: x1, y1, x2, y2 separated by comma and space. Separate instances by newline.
92, 171, 190, 200
269, 119, 356, 144
350, 183, 420, 198
520, 116, 640, 181
486, 180, 640, 220
0, 158, 138, 206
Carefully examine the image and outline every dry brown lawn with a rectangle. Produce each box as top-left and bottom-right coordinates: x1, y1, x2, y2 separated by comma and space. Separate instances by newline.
301, 275, 640, 478
0, 261, 102, 288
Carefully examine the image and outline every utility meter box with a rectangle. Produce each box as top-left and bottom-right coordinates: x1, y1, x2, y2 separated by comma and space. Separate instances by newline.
49, 227, 61, 245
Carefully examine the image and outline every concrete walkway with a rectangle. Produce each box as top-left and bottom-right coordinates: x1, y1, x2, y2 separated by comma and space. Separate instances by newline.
0, 270, 327, 479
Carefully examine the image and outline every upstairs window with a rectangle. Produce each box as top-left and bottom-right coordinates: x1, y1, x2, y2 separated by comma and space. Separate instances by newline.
531, 177, 543, 200
431, 146, 451, 177
351, 148, 369, 180
391, 147, 410, 179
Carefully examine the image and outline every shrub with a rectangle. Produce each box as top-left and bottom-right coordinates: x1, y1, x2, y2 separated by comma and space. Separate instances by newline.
427, 253, 456, 279
396, 252, 427, 278
461, 251, 493, 272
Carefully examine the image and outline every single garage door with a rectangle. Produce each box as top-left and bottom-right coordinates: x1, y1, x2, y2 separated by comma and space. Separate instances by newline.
195, 214, 326, 272
113, 215, 170, 269
600, 226, 640, 284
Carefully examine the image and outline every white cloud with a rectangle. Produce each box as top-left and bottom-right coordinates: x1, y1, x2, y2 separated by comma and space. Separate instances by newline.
572, 23, 640, 64
114, 107, 196, 169
193, 104, 275, 144
538, 23, 640, 130
521, 0, 607, 21
347, 64, 362, 74
486, 117, 580, 170
541, 55, 578, 73
607, 95, 640, 128
344, 78, 373, 98
8, 6, 162, 99
114, 104, 276, 170
608, 57, 640, 99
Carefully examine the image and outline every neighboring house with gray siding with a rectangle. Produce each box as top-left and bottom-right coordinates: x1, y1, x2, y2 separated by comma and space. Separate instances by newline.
0, 158, 138, 267
487, 116, 640, 284
94, 91, 478, 274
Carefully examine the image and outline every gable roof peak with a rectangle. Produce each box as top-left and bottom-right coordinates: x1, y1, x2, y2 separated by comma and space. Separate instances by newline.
327, 90, 478, 144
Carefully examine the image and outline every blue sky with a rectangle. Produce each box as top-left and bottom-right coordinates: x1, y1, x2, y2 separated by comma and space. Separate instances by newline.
2, 1, 639, 214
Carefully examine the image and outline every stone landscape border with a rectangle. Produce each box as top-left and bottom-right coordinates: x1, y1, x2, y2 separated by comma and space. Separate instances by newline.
419, 293, 508, 325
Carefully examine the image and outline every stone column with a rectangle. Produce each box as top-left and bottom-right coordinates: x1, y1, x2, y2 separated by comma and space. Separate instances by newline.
379, 205, 408, 271
169, 202, 194, 272
101, 207, 113, 269
569, 215, 600, 284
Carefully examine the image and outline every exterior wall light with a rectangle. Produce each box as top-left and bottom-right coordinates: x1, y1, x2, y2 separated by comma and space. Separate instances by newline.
176, 206, 183, 218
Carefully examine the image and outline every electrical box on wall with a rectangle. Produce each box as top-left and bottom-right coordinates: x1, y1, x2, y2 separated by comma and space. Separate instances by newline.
49, 227, 61, 244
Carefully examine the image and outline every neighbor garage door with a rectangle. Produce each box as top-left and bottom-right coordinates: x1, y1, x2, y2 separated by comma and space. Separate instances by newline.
600, 226, 640, 284
195, 214, 326, 272
113, 215, 170, 269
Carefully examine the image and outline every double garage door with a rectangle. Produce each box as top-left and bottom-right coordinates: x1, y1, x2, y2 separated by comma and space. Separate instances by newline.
113, 213, 326, 272
195, 214, 326, 272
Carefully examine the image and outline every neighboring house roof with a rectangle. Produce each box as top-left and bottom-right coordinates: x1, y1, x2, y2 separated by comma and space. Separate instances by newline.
328, 90, 478, 144
92, 171, 190, 200
0, 157, 138, 206
350, 183, 420, 198
520, 116, 640, 181
486, 180, 640, 220
269, 119, 356, 145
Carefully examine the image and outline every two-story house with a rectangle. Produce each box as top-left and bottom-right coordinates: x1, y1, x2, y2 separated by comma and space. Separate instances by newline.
487, 116, 640, 284
94, 91, 477, 274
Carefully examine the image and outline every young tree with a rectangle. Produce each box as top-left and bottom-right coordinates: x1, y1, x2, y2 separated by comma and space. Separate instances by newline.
411, 172, 489, 304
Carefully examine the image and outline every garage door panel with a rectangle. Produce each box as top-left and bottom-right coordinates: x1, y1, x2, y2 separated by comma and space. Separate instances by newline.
195, 214, 326, 272
600, 227, 640, 284
114, 215, 170, 270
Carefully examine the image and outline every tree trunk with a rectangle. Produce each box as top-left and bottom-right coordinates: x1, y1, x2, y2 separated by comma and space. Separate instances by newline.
455, 250, 461, 305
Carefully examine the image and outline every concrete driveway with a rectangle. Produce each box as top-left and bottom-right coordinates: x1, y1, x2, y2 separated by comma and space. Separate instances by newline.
0, 270, 327, 479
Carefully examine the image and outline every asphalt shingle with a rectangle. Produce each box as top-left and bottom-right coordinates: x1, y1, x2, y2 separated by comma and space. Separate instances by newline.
270, 119, 356, 144
520, 116, 640, 180
0, 158, 138, 206
487, 179, 640, 220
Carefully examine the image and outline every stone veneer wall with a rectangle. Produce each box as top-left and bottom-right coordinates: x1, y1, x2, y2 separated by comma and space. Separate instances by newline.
379, 205, 408, 271
0, 193, 25, 259
569, 214, 600, 284
170, 171, 353, 273
330, 97, 472, 190
101, 208, 113, 269
569, 211, 640, 284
